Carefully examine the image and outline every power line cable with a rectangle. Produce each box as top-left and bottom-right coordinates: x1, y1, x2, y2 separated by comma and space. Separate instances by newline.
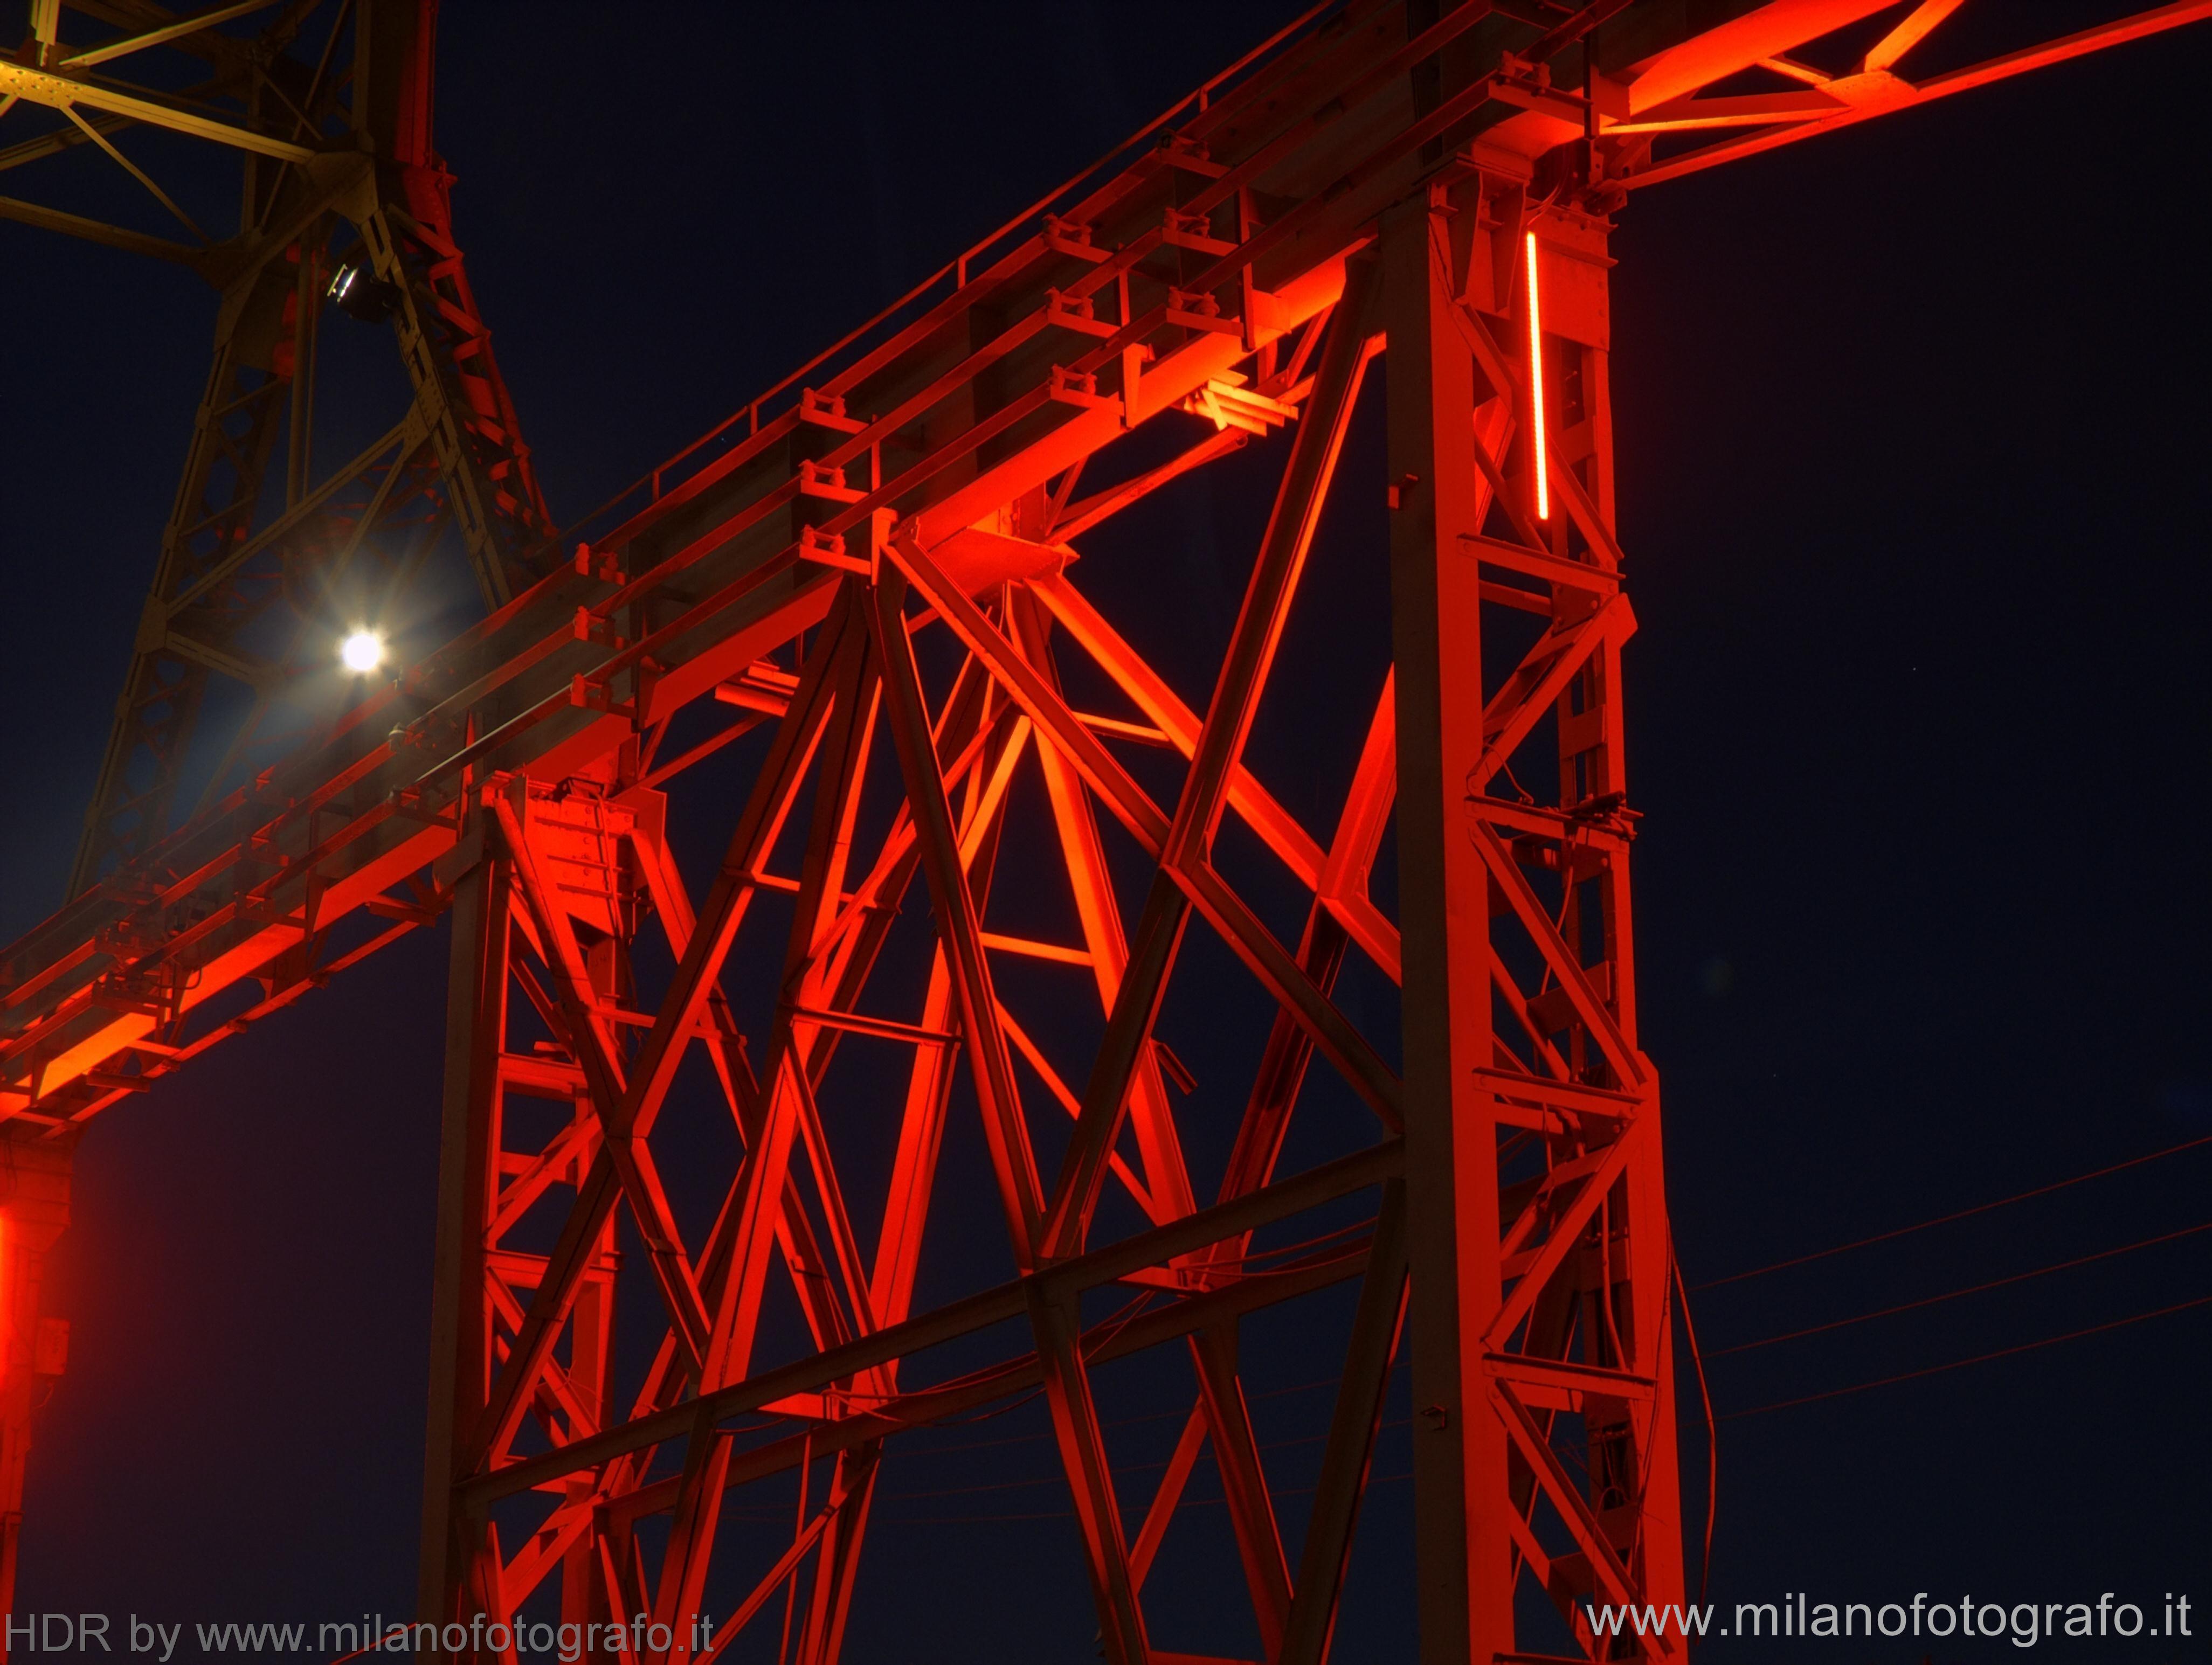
1691, 1133, 2212, 1292
845, 1282, 2212, 1530
881, 1293, 2212, 1523
717, 1167, 2212, 1527
858, 1291, 2212, 1523
1708, 1219, 2212, 1357
1717, 1292, 2212, 1422
1671, 1250, 1719, 1610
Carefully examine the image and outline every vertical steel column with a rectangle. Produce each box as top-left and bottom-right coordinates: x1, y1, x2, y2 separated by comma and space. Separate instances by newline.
417, 849, 510, 1656
1385, 170, 1686, 1656
1385, 192, 1516, 1665
559, 1203, 617, 1650
1547, 262, 1689, 1639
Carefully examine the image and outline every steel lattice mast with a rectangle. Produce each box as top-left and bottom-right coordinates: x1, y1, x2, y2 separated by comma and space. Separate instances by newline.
0, 0, 555, 903
3, 3, 2206, 1661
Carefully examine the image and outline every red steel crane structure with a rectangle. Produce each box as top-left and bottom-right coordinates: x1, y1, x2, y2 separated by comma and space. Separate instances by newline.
2, 2, 2203, 1660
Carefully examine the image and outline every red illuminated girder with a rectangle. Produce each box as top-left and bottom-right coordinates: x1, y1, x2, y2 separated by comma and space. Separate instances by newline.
383, 156, 1679, 1664
1382, 183, 1683, 1660
6, 4, 2210, 1663
8, 0, 2198, 1140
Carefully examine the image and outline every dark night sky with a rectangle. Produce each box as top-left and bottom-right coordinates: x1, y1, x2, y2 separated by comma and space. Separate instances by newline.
3, 3, 2209, 1659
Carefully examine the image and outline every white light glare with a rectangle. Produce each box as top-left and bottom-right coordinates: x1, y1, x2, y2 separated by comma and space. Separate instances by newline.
340, 630, 386, 674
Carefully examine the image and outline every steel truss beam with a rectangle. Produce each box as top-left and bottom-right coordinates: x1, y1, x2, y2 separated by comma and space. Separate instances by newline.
389, 157, 1680, 1665
4, 3, 2206, 1661
8, 0, 2195, 1135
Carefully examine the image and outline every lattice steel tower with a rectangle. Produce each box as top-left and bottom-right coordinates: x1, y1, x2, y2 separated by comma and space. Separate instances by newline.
1, 3, 2199, 1661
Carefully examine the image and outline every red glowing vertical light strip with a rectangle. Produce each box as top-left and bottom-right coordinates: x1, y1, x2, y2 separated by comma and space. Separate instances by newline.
1525, 230, 1549, 522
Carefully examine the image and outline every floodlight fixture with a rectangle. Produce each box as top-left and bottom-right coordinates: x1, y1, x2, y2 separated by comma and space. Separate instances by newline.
327, 262, 401, 324
340, 629, 386, 674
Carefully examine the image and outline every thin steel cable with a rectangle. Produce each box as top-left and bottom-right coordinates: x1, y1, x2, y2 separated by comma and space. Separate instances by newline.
1708, 1220, 2212, 1357
1672, 1250, 1718, 1610
1718, 1293, 2212, 1422
716, 1228, 2212, 1528
1691, 1134, 2212, 1291
863, 1291, 2212, 1521
879, 1287, 2212, 1519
